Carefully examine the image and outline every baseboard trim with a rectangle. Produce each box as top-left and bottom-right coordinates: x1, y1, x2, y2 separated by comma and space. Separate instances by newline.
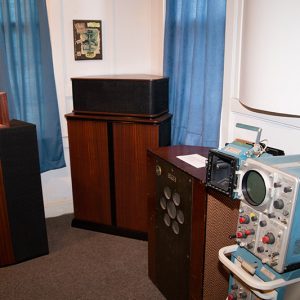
44, 199, 74, 218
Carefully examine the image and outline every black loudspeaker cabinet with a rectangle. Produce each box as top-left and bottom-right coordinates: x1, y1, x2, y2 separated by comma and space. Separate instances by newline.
71, 74, 169, 117
0, 120, 49, 267
148, 146, 240, 300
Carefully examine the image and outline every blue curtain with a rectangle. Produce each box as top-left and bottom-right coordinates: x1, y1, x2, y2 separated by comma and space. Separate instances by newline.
0, 0, 65, 172
164, 0, 226, 147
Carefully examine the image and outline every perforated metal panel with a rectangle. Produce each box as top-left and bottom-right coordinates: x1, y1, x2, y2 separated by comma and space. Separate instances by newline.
155, 158, 192, 300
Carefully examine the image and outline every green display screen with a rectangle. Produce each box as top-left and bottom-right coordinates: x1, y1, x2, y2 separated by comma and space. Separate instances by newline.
242, 171, 266, 205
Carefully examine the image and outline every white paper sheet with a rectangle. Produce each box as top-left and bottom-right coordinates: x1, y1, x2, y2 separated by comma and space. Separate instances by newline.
176, 154, 207, 169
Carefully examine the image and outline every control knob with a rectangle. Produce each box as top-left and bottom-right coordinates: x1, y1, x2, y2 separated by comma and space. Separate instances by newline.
247, 242, 255, 249
239, 215, 250, 224
155, 165, 162, 176
274, 182, 282, 188
262, 233, 275, 244
268, 212, 276, 218
228, 292, 237, 300
257, 246, 265, 253
283, 210, 289, 217
245, 229, 255, 236
259, 220, 267, 227
236, 231, 246, 239
274, 199, 284, 209
284, 186, 293, 193
250, 213, 258, 222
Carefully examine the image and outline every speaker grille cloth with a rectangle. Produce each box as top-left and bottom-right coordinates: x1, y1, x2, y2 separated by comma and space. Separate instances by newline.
203, 193, 239, 300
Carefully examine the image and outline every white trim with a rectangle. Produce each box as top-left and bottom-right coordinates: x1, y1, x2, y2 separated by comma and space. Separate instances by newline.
231, 98, 300, 129
44, 199, 74, 218
220, 0, 244, 146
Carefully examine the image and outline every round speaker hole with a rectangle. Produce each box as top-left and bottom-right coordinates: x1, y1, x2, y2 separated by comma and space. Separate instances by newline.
172, 192, 181, 206
177, 210, 184, 224
172, 221, 180, 235
164, 186, 172, 199
167, 201, 176, 219
160, 196, 167, 210
164, 213, 171, 227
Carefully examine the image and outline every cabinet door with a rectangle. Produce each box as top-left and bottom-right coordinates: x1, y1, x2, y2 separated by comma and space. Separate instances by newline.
113, 122, 160, 232
67, 119, 111, 225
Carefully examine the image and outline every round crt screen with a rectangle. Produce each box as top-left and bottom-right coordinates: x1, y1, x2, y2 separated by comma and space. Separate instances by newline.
242, 170, 266, 206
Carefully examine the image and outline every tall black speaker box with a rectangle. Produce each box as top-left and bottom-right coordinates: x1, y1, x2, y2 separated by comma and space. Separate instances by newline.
148, 146, 239, 300
0, 120, 49, 267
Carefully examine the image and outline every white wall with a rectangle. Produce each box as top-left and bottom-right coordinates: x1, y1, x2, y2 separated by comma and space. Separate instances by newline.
239, 0, 300, 116
43, 0, 165, 217
220, 0, 300, 154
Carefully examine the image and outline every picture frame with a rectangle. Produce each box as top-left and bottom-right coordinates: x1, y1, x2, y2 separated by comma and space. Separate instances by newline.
73, 20, 102, 60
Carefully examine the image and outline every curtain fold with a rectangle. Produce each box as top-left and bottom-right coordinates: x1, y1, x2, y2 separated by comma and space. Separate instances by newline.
0, 0, 65, 172
164, 0, 226, 147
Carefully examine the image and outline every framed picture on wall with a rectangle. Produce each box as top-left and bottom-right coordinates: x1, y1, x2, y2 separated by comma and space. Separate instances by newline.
73, 20, 102, 60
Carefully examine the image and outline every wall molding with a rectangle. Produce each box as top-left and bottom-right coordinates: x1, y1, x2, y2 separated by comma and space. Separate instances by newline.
231, 98, 300, 129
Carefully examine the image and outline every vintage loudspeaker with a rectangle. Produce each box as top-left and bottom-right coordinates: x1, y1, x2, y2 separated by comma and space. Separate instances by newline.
0, 119, 49, 266
71, 74, 169, 117
148, 146, 240, 300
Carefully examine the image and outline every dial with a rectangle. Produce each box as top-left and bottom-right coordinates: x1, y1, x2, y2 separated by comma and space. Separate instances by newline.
257, 246, 265, 253
273, 199, 284, 209
274, 182, 282, 188
239, 215, 250, 224
284, 186, 293, 193
262, 232, 275, 244
260, 220, 267, 227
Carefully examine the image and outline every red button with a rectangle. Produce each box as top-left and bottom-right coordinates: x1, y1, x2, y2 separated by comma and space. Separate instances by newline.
239, 215, 250, 224
236, 231, 244, 238
245, 229, 254, 236
228, 293, 237, 300
262, 236, 270, 244
262, 233, 275, 244
239, 217, 246, 223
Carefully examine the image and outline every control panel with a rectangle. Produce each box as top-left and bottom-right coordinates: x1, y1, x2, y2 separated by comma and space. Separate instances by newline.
228, 271, 278, 300
228, 275, 253, 300
226, 246, 280, 300
235, 202, 288, 273
206, 123, 285, 199
221, 245, 300, 300
234, 155, 300, 273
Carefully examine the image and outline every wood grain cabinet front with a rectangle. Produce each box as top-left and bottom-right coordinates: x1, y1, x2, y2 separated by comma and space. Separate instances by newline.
66, 113, 171, 239
67, 118, 111, 225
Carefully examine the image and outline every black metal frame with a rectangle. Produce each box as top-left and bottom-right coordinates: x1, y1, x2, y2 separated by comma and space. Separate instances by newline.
206, 149, 238, 197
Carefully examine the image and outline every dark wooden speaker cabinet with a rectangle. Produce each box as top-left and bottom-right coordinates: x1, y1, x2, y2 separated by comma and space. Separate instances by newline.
66, 113, 171, 239
0, 120, 49, 267
147, 145, 240, 300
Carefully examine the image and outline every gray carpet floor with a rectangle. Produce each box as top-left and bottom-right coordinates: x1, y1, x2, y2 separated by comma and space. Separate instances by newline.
0, 214, 165, 300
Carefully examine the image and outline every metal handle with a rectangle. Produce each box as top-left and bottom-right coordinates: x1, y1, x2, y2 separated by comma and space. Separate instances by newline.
236, 123, 262, 144
219, 245, 300, 290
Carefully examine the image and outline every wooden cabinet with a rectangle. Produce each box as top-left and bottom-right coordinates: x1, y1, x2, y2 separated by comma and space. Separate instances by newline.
66, 119, 111, 225
66, 113, 171, 239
